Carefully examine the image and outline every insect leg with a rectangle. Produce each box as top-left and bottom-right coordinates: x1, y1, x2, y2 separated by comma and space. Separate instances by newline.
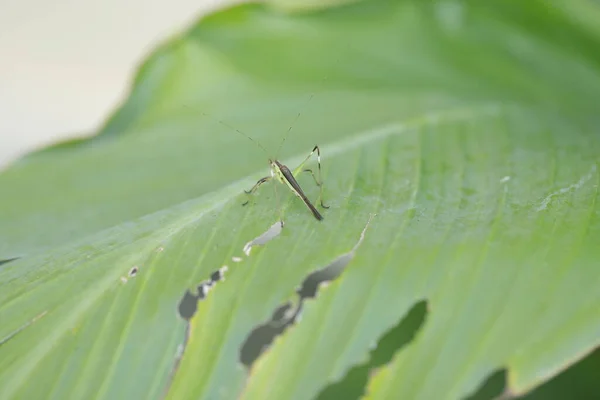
302, 169, 329, 209
242, 176, 271, 206
292, 145, 328, 209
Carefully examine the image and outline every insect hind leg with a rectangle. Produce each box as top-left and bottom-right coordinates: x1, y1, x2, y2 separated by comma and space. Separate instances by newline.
293, 145, 329, 209
302, 168, 329, 209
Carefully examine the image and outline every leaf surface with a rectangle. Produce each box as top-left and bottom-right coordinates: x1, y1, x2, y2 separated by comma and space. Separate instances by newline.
1, 1, 599, 399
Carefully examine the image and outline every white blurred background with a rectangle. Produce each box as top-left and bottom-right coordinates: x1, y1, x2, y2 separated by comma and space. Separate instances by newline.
0, 0, 232, 168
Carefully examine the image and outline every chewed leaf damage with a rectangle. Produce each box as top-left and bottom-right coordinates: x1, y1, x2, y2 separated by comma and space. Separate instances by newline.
161, 266, 228, 399
243, 221, 284, 256
317, 300, 428, 400
239, 214, 375, 369
177, 266, 228, 321
164, 217, 285, 397
463, 345, 600, 400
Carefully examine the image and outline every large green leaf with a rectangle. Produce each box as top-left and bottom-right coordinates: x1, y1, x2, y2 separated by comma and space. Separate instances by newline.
1, 0, 599, 399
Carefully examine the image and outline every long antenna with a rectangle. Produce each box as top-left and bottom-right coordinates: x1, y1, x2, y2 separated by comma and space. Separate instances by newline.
275, 58, 340, 157
197, 111, 269, 155
276, 93, 315, 156
186, 58, 341, 157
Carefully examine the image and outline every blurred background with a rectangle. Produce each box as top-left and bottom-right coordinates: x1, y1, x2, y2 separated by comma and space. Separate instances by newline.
0, 0, 237, 168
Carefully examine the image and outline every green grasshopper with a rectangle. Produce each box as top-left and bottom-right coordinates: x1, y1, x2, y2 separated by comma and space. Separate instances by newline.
201, 94, 329, 221
243, 146, 329, 221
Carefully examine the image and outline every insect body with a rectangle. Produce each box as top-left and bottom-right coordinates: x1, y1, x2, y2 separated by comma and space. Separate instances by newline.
242, 147, 329, 221
200, 90, 330, 221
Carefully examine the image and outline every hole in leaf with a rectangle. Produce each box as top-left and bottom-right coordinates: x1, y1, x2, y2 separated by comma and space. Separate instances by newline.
239, 214, 375, 369
162, 266, 229, 398
523, 345, 600, 399
177, 290, 201, 321
463, 369, 507, 400
465, 346, 600, 400
316, 300, 428, 400
239, 301, 298, 368
243, 220, 284, 256
177, 266, 228, 321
